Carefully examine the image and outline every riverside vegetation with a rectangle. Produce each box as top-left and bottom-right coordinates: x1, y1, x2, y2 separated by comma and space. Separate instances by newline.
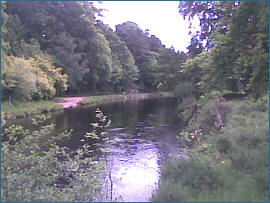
1, 92, 172, 121
151, 1, 269, 201
1, 1, 269, 202
1, 109, 114, 201
151, 94, 269, 201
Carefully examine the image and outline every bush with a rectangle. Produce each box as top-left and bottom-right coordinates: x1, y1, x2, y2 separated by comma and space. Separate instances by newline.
161, 157, 221, 191
155, 96, 269, 201
1, 55, 68, 101
1, 55, 37, 101
151, 180, 188, 202
1, 113, 108, 201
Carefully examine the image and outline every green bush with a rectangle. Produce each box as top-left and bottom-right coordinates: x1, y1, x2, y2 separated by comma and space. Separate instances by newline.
154, 96, 269, 201
1, 55, 68, 101
1, 55, 37, 101
1, 113, 108, 201
151, 180, 188, 202
162, 157, 221, 191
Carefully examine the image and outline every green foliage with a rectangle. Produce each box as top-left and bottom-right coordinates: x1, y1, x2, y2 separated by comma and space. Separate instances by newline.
81, 92, 173, 107
154, 97, 269, 201
1, 55, 68, 101
1, 112, 109, 201
179, 95, 232, 145
1, 2, 11, 55
115, 21, 181, 92
28, 56, 68, 99
48, 32, 89, 90
1, 100, 63, 120
156, 47, 187, 91
179, 1, 238, 49
1, 55, 37, 101
3, 1, 188, 95
97, 22, 139, 92
179, 1, 269, 99
151, 180, 188, 202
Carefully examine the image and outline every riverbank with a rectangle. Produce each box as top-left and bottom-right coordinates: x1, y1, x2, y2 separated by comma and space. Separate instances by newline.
1, 92, 174, 121
1, 101, 63, 122
151, 95, 269, 201
80, 92, 174, 106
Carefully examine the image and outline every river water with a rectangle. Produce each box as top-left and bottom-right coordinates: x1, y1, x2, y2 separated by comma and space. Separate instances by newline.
5, 97, 185, 201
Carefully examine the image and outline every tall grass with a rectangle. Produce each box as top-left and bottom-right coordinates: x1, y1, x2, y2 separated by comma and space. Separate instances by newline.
1, 100, 63, 119
80, 92, 173, 106
152, 95, 269, 202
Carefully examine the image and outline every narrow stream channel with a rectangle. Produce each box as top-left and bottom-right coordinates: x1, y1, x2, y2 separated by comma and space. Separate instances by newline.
5, 97, 185, 201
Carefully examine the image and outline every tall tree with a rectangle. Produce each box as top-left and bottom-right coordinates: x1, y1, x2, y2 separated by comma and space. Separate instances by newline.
115, 21, 163, 91
97, 22, 139, 92
179, 1, 269, 98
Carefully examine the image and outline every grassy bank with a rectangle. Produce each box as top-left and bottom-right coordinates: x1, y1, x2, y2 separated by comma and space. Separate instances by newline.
151, 95, 269, 201
80, 92, 174, 106
1, 92, 174, 120
1, 100, 63, 120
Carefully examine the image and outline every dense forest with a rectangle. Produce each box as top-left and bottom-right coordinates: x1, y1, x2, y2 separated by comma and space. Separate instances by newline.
2, 1, 268, 102
1, 1, 269, 202
1, 1, 187, 101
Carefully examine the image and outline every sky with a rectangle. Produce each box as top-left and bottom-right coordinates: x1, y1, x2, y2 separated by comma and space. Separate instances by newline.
94, 1, 199, 52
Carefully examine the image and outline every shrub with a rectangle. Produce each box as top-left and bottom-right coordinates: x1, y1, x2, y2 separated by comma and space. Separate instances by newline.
1, 113, 108, 201
1, 55, 37, 101
156, 96, 269, 201
161, 157, 221, 191
1, 55, 68, 101
151, 180, 188, 202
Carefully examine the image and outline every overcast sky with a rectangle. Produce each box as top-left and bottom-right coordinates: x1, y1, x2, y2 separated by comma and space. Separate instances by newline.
94, 1, 199, 52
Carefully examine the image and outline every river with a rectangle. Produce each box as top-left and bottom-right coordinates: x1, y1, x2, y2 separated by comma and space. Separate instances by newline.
4, 97, 185, 201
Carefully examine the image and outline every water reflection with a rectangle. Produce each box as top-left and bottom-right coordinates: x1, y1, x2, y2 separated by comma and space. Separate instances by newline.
5, 97, 184, 202
109, 143, 159, 202
104, 110, 182, 201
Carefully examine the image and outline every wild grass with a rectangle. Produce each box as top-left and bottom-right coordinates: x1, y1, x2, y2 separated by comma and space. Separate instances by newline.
152, 95, 269, 202
1, 100, 63, 119
80, 92, 173, 106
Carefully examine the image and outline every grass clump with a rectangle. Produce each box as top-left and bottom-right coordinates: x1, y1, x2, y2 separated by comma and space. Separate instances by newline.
152, 95, 269, 202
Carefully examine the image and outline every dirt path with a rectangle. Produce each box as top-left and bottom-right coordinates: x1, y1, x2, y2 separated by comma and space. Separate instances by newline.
54, 97, 85, 109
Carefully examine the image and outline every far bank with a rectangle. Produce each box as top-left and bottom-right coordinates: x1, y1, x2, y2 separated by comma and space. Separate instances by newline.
1, 92, 174, 122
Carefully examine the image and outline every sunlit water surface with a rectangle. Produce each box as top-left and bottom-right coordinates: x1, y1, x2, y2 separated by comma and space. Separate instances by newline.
5, 98, 185, 201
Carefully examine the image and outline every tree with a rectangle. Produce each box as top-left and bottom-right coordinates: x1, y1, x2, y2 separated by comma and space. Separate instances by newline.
179, 1, 238, 49
116, 21, 163, 91
179, 1, 269, 98
48, 33, 89, 91
97, 22, 139, 92
1, 55, 68, 101
157, 47, 187, 91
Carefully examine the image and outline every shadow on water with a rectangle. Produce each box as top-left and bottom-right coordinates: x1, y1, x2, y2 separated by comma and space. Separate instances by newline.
4, 97, 185, 201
